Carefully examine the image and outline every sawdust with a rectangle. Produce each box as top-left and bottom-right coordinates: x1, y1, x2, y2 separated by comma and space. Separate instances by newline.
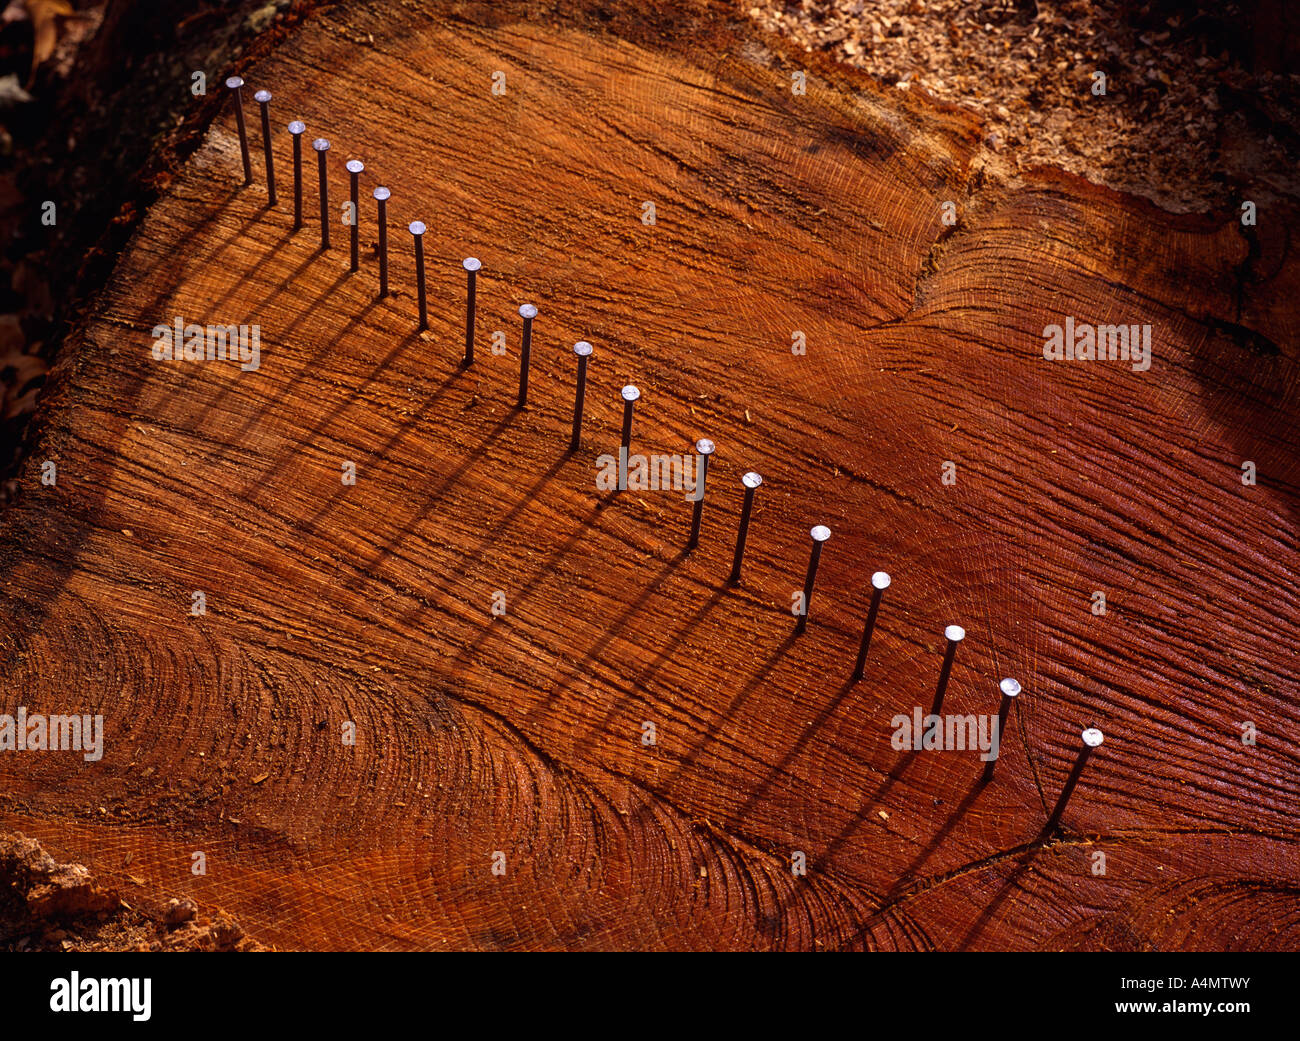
750, 0, 1299, 212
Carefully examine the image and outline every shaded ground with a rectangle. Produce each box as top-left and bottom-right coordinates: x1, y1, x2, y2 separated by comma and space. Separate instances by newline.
0, 0, 302, 492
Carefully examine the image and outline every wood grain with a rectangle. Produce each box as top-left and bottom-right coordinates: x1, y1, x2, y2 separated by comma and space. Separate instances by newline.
1, 0, 1296, 950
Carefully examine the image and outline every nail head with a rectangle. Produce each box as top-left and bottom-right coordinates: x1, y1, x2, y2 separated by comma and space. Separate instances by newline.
373, 186, 391, 201
409, 221, 426, 235
519, 304, 538, 319
742, 471, 762, 489
346, 159, 364, 174
225, 76, 244, 89
695, 438, 715, 456
254, 89, 271, 103
621, 384, 640, 402
463, 257, 481, 272
944, 624, 966, 642
1082, 727, 1104, 748
999, 677, 1021, 697
810, 524, 831, 542
573, 341, 593, 357
312, 138, 330, 151
871, 571, 891, 590
288, 120, 305, 135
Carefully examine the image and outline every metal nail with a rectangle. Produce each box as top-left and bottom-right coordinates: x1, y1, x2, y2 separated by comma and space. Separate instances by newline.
1044, 727, 1104, 831
226, 76, 252, 185
517, 305, 538, 407
463, 258, 481, 366
410, 222, 427, 330
569, 341, 592, 451
981, 677, 1021, 782
288, 120, 305, 229
930, 624, 965, 715
618, 385, 640, 490
373, 187, 390, 297
253, 90, 275, 203
313, 138, 330, 249
851, 571, 891, 682
686, 438, 715, 551
794, 525, 831, 634
728, 471, 763, 584
346, 160, 364, 272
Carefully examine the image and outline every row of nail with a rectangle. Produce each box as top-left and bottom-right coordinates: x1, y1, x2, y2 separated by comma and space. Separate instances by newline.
224, 76, 1105, 825
224, 78, 838, 602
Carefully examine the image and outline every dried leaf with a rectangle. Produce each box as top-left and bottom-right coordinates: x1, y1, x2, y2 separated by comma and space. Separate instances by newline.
25, 0, 74, 83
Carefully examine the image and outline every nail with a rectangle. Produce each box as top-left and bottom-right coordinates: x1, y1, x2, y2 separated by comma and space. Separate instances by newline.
313, 138, 330, 249
253, 90, 275, 204
794, 525, 831, 634
346, 160, 364, 272
1044, 727, 1104, 832
686, 438, 715, 551
981, 678, 1021, 782
569, 341, 592, 451
373, 187, 390, 297
410, 222, 428, 330
618, 384, 640, 490
728, 472, 762, 584
288, 121, 305, 229
516, 304, 538, 407
930, 624, 965, 715
462, 258, 481, 366
226, 76, 252, 185
851, 571, 891, 682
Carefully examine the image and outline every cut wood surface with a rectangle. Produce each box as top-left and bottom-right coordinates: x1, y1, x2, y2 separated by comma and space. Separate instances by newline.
2, 0, 1298, 950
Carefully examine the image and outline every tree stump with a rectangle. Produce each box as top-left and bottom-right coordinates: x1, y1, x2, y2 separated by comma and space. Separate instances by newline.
1, 0, 1296, 950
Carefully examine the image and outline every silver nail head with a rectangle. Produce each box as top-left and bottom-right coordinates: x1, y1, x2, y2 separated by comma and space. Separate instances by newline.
226, 76, 244, 90
409, 221, 426, 235
254, 89, 271, 103
696, 438, 715, 456
621, 385, 640, 403
313, 138, 330, 152
288, 120, 305, 135
742, 472, 762, 490
373, 186, 391, 201
519, 304, 538, 320
573, 341, 593, 357
1082, 727, 1104, 748
463, 257, 481, 272
810, 525, 831, 542
872, 571, 891, 590
944, 624, 966, 642
999, 677, 1021, 698
346, 159, 364, 174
